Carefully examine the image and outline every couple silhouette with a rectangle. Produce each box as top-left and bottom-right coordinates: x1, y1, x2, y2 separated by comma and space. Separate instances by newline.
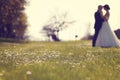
92, 4, 120, 47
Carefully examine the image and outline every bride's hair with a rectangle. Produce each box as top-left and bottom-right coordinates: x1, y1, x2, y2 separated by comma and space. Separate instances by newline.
104, 4, 110, 10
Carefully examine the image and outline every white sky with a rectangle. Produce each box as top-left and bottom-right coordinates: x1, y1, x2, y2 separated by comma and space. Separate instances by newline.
25, 0, 120, 41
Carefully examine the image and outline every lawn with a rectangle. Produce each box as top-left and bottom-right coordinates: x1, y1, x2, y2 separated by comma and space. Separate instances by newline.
0, 40, 120, 80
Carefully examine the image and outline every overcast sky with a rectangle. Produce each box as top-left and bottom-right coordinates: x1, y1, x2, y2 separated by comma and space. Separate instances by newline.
25, 0, 120, 41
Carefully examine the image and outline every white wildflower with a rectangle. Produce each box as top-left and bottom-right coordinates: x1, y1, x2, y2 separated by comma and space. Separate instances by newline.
0, 73, 3, 77
26, 71, 32, 75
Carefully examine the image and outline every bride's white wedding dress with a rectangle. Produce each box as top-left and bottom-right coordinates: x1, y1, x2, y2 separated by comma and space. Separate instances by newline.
96, 15, 120, 47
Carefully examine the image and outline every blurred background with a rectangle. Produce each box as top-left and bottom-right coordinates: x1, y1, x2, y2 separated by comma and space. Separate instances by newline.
0, 0, 120, 41
25, 0, 120, 41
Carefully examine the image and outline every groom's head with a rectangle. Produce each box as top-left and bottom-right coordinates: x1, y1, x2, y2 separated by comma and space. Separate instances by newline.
98, 5, 103, 11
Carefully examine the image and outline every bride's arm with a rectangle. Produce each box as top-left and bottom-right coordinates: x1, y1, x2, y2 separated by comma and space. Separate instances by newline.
103, 12, 110, 21
100, 11, 104, 17
100, 11, 105, 21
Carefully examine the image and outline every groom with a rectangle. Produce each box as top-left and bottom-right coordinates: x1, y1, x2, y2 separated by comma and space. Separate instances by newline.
92, 5, 104, 47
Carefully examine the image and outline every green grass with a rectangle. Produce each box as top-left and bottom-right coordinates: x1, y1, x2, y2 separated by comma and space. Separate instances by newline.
0, 40, 120, 80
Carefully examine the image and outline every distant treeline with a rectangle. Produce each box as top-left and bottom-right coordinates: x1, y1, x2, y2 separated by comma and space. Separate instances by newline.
0, 0, 28, 40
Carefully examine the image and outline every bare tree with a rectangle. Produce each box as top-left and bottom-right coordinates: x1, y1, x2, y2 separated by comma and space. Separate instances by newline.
42, 12, 75, 41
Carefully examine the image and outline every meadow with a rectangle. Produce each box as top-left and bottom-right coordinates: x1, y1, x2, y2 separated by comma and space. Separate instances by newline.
0, 40, 120, 80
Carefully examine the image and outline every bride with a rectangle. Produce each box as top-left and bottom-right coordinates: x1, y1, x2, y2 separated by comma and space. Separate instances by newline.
96, 4, 120, 47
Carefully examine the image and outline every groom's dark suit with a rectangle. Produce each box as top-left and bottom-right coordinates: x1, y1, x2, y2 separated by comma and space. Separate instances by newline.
92, 11, 104, 47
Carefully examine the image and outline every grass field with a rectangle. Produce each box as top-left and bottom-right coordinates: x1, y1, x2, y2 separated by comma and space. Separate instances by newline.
0, 40, 120, 80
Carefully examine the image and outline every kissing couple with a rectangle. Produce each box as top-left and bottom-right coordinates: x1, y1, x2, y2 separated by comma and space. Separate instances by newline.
92, 4, 120, 47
